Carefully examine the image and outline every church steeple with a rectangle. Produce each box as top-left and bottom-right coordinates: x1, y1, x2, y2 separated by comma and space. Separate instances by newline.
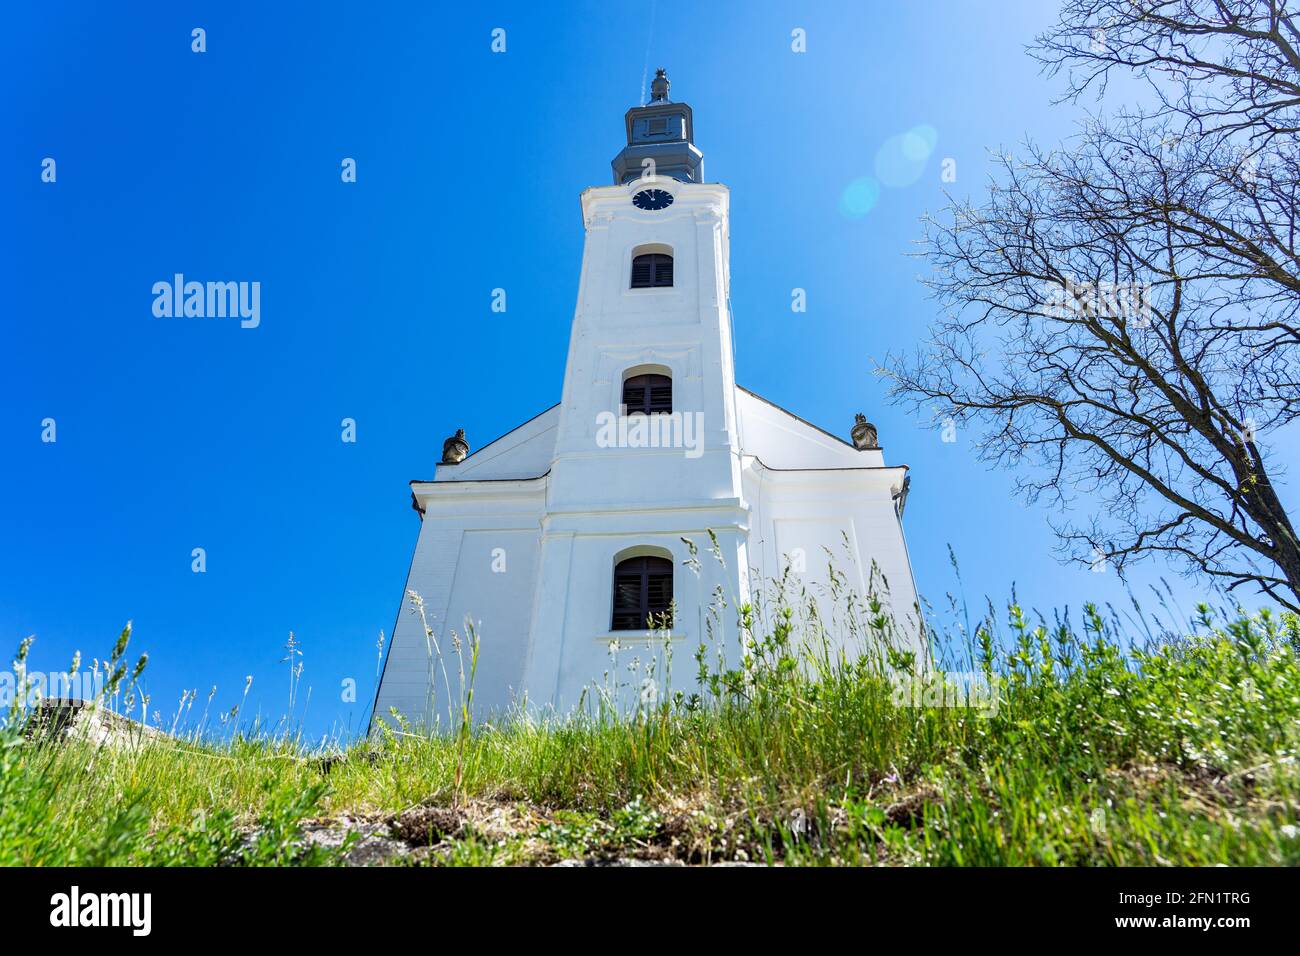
611, 69, 704, 185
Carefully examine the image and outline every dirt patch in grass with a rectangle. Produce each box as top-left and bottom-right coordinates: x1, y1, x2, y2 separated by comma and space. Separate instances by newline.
388, 805, 468, 845
885, 785, 943, 828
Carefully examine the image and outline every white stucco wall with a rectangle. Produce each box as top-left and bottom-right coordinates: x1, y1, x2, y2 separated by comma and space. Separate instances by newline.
373, 479, 545, 728
741, 457, 923, 664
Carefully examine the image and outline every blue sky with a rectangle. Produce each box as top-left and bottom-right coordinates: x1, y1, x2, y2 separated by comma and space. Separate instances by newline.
4, 1, 1293, 740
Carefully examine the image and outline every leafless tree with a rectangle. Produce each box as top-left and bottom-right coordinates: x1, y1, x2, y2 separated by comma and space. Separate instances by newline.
1036, 0, 1300, 150
882, 1, 1300, 609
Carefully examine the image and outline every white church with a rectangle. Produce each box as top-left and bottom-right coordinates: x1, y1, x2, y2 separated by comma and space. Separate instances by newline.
373, 72, 920, 727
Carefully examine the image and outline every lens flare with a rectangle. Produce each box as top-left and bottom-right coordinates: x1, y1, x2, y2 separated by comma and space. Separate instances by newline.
874, 124, 938, 188
839, 176, 881, 218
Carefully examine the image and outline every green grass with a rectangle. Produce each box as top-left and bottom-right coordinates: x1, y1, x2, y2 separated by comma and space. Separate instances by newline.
2, 584, 1299, 866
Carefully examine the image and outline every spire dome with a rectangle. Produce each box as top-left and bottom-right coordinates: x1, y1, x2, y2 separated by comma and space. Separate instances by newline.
611, 69, 704, 185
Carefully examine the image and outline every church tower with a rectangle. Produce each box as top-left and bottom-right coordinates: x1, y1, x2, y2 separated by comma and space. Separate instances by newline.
374, 73, 920, 728
524, 68, 748, 705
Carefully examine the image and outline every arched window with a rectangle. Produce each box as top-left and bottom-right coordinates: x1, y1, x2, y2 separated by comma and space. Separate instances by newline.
622, 373, 672, 415
631, 253, 673, 289
612, 555, 674, 630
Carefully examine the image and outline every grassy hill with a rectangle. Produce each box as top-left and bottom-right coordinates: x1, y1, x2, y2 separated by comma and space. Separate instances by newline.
3, 586, 1298, 866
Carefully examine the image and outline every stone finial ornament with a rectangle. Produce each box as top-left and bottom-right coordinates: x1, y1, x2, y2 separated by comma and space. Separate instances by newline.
851, 413, 879, 451
650, 68, 670, 102
441, 428, 469, 464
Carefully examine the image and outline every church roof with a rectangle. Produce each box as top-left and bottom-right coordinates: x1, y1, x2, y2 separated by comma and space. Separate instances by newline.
414, 386, 899, 491
736, 385, 858, 449
733, 385, 899, 471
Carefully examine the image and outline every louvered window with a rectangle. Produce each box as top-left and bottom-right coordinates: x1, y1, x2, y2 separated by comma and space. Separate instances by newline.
612, 556, 674, 630
648, 117, 668, 135
631, 253, 673, 289
623, 373, 672, 415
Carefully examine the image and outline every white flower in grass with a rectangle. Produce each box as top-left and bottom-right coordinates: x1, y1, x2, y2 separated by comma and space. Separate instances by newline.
789, 808, 807, 836
640, 678, 658, 705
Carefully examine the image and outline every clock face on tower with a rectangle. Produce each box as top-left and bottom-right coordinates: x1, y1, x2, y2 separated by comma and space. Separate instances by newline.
632, 188, 674, 211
